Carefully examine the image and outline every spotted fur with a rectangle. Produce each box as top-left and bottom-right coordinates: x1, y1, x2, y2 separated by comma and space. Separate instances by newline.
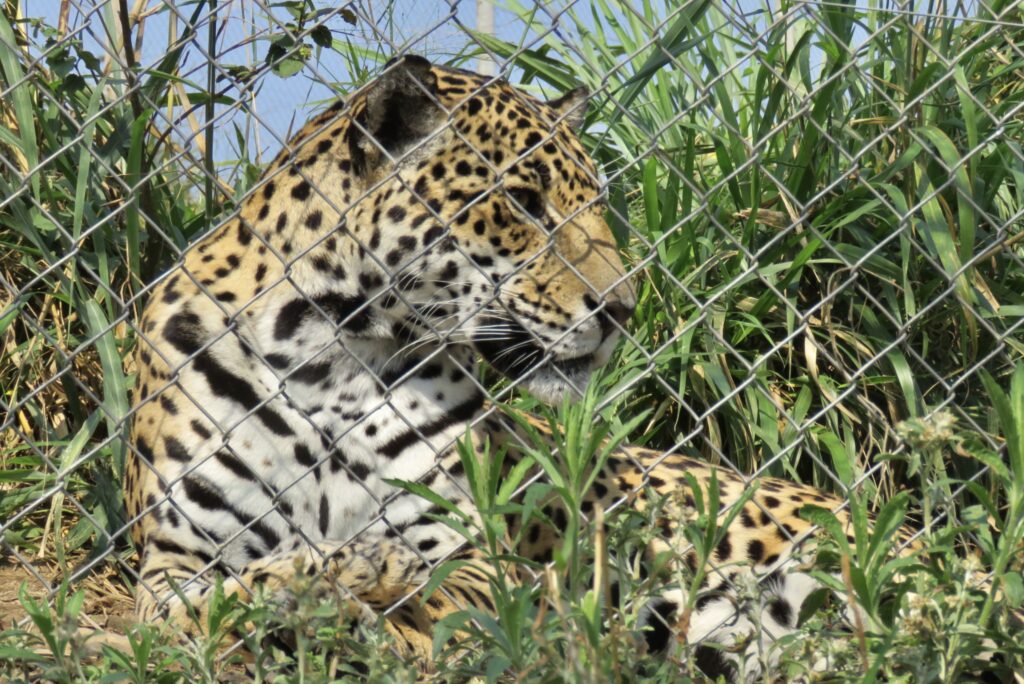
129, 56, 926, 681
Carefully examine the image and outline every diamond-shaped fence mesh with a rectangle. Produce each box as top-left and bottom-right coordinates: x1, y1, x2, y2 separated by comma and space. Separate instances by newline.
1, 0, 1023, 679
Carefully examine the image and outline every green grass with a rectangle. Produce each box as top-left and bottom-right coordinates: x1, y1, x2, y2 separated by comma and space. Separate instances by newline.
1, 0, 1023, 681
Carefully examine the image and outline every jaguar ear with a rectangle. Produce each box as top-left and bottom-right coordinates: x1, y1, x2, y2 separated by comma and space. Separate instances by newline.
350, 55, 446, 175
546, 86, 589, 131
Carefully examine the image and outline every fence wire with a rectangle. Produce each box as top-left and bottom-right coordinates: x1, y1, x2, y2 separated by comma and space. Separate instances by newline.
1, 0, 1023, 677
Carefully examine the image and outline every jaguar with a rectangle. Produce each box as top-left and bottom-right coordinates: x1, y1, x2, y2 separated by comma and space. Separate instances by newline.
127, 55, 970, 681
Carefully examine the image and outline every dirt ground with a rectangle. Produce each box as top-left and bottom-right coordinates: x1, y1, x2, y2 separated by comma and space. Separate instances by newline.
0, 554, 135, 634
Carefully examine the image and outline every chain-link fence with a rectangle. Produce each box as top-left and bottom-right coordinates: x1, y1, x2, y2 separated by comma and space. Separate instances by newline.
2, 0, 1024, 679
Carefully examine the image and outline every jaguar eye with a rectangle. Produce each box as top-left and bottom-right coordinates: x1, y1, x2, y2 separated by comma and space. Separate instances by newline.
507, 187, 545, 219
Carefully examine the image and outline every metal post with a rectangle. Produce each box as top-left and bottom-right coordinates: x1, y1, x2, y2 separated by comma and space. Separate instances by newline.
476, 0, 495, 75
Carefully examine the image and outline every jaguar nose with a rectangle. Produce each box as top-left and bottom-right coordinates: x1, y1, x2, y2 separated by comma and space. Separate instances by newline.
599, 297, 635, 337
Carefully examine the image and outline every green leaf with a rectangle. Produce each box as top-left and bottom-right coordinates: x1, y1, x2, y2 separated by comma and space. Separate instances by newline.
125, 107, 152, 286
818, 429, 854, 486
867, 492, 908, 568
796, 587, 832, 627
1002, 572, 1024, 608
0, 12, 39, 197
71, 78, 107, 242
470, 34, 578, 91
642, 158, 660, 237
800, 505, 850, 555
310, 25, 333, 48
980, 369, 1024, 479
81, 299, 130, 477
273, 57, 305, 78
418, 559, 466, 607
0, 646, 47, 663
915, 125, 977, 267
607, 1, 712, 122
384, 479, 467, 521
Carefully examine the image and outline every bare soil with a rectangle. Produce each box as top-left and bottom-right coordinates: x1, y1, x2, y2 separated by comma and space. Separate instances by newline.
0, 553, 134, 634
